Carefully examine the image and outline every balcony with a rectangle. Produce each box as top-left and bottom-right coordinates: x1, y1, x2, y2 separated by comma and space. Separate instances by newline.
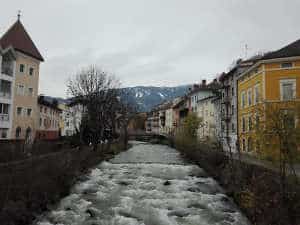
221, 96, 231, 104
0, 80, 12, 99
1, 61, 14, 77
221, 114, 231, 122
0, 114, 9, 122
0, 92, 11, 99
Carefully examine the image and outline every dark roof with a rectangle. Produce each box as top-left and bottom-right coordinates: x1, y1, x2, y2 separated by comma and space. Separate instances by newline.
196, 95, 217, 103
219, 57, 260, 82
0, 20, 44, 61
261, 39, 300, 60
38, 96, 61, 111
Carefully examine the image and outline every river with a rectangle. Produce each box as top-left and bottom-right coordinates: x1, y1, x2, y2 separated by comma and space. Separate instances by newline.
35, 141, 250, 225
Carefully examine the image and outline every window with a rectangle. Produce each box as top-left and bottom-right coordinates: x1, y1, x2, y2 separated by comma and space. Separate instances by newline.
39, 118, 42, 127
280, 79, 296, 101
231, 105, 234, 115
242, 139, 246, 151
44, 107, 47, 113
27, 108, 32, 116
241, 91, 246, 109
16, 127, 21, 138
17, 107, 22, 116
248, 116, 252, 131
248, 138, 252, 152
19, 64, 25, 73
254, 83, 260, 104
231, 87, 234, 97
255, 115, 260, 129
281, 62, 293, 68
40, 106, 42, 112
28, 88, 33, 96
282, 109, 296, 129
247, 88, 252, 106
0, 103, 9, 114
29, 67, 34, 76
0, 129, 8, 138
25, 127, 32, 139
242, 117, 246, 132
232, 123, 235, 132
17, 85, 25, 96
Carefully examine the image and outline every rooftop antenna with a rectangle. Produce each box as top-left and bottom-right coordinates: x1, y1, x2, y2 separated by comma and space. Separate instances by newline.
245, 44, 249, 59
17, 10, 21, 21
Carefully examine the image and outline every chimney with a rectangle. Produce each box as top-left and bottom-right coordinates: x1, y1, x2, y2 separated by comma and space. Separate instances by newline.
202, 80, 206, 86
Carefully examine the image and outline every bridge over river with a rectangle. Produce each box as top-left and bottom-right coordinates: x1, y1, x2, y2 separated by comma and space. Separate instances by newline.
35, 141, 250, 225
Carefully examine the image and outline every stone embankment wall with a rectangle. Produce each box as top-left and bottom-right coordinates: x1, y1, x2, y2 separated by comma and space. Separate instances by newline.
0, 141, 125, 225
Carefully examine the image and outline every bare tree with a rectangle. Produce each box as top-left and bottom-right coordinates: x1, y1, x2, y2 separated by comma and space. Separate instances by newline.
67, 65, 121, 150
254, 102, 300, 198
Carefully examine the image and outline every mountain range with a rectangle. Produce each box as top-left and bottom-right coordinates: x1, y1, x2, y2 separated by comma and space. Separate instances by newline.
121, 85, 190, 112
44, 85, 190, 112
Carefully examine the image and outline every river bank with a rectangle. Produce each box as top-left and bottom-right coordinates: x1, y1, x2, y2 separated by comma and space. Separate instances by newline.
172, 139, 300, 225
0, 141, 126, 225
35, 142, 250, 225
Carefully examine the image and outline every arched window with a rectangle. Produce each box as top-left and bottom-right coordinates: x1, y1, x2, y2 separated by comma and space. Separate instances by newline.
25, 127, 32, 139
16, 127, 21, 138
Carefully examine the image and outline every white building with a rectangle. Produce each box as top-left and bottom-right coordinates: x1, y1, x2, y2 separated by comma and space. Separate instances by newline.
68, 102, 84, 135
0, 46, 16, 139
189, 80, 221, 114
145, 110, 159, 134
196, 96, 218, 140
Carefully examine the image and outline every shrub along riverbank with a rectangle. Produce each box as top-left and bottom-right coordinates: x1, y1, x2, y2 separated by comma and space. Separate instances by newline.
173, 136, 300, 225
0, 141, 126, 225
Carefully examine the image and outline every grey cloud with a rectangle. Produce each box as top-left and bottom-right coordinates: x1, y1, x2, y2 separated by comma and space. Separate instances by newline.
2, 0, 300, 97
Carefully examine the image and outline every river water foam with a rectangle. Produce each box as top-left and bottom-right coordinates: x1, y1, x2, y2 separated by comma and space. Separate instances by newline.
35, 142, 250, 225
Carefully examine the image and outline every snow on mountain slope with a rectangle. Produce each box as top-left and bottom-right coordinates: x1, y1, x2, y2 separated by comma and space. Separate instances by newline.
122, 85, 190, 112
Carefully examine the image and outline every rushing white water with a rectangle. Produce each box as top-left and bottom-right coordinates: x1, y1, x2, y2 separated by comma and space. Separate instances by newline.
35, 142, 250, 225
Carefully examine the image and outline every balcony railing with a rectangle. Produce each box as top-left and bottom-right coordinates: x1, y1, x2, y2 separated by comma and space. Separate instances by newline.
221, 114, 231, 122
0, 114, 9, 122
221, 96, 231, 104
0, 92, 11, 99
1, 64, 14, 76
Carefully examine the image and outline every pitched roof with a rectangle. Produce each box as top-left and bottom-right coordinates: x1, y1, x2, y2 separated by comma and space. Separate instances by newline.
261, 39, 300, 60
0, 19, 44, 61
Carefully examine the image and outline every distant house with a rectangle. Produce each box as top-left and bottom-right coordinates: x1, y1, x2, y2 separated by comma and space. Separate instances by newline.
145, 109, 159, 134
218, 59, 257, 152
58, 103, 75, 137
196, 96, 218, 140
36, 96, 61, 140
172, 96, 189, 133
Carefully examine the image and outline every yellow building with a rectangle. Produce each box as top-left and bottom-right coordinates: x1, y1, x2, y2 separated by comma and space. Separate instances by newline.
0, 18, 44, 140
238, 39, 300, 154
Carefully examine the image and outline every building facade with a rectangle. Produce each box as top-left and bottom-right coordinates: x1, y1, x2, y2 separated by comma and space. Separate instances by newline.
0, 46, 16, 139
238, 39, 300, 154
196, 96, 218, 140
219, 59, 255, 152
0, 18, 44, 140
145, 109, 159, 134
36, 96, 61, 140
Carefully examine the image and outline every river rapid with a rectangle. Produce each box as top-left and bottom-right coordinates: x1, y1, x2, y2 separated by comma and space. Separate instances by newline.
35, 141, 250, 225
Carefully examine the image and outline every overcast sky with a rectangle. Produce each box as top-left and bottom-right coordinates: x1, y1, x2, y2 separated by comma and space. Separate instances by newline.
1, 0, 300, 98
